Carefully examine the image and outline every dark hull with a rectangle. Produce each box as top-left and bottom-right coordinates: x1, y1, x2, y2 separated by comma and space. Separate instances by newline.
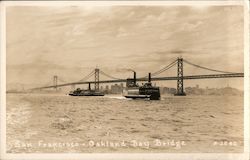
123, 83, 161, 100
69, 89, 105, 96
81, 94, 104, 96
69, 93, 104, 96
125, 95, 150, 99
124, 87, 160, 100
174, 93, 186, 96
125, 95, 160, 100
69, 94, 104, 96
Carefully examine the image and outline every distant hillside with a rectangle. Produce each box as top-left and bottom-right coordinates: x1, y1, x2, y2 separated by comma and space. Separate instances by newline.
185, 86, 243, 96
160, 86, 243, 96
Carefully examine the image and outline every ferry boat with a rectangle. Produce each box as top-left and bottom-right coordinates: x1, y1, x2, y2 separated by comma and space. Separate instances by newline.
123, 72, 160, 100
69, 84, 104, 96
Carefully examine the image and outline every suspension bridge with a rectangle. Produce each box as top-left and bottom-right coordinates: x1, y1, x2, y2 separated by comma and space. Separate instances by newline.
32, 57, 244, 96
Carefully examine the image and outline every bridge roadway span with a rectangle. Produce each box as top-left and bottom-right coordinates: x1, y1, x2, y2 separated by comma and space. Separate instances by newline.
34, 73, 244, 90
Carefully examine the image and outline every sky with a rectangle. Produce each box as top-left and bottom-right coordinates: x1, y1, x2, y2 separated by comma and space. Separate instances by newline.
6, 5, 244, 90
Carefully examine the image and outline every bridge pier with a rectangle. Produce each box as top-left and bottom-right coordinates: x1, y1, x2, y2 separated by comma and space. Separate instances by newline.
175, 58, 186, 96
88, 82, 91, 90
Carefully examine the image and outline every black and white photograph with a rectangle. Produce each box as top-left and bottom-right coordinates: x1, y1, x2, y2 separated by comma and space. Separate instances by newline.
0, 0, 249, 159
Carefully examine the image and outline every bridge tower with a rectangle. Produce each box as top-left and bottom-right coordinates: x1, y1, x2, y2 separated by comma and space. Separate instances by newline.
94, 68, 100, 91
53, 75, 58, 91
175, 58, 186, 96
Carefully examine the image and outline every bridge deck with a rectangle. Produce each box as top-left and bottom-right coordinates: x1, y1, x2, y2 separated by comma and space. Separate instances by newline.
33, 73, 244, 90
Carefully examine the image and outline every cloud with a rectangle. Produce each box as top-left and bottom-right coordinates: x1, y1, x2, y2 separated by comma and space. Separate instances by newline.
7, 59, 66, 70
65, 24, 85, 36
116, 27, 129, 37
153, 50, 188, 55
6, 5, 244, 88
170, 50, 186, 54
182, 21, 203, 31
115, 68, 135, 73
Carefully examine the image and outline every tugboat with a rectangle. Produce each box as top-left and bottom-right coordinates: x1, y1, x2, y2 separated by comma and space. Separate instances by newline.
123, 72, 160, 100
69, 83, 104, 96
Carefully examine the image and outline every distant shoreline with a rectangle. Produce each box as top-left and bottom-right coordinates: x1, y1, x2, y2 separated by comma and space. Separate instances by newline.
6, 92, 243, 97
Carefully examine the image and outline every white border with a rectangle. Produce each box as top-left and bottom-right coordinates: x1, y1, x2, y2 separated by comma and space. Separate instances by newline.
0, 0, 246, 6
0, 1, 249, 160
0, 1, 7, 159
243, 0, 250, 156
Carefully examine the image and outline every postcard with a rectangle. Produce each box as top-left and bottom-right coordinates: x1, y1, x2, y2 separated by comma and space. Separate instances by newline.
0, 1, 249, 160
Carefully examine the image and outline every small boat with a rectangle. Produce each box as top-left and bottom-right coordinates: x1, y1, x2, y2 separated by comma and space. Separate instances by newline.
69, 88, 105, 96
123, 72, 160, 100
69, 83, 104, 96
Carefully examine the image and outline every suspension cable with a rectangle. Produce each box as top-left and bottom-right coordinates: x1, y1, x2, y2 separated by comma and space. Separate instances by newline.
183, 59, 238, 74
151, 60, 177, 76
45, 81, 53, 87
140, 59, 177, 78
78, 70, 95, 82
57, 77, 67, 83
99, 70, 122, 80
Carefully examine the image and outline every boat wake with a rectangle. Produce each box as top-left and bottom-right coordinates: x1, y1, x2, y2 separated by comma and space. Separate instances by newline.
105, 95, 129, 100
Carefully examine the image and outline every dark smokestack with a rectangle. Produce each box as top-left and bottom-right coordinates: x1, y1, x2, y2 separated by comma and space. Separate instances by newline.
133, 71, 136, 84
148, 73, 151, 83
88, 83, 91, 90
